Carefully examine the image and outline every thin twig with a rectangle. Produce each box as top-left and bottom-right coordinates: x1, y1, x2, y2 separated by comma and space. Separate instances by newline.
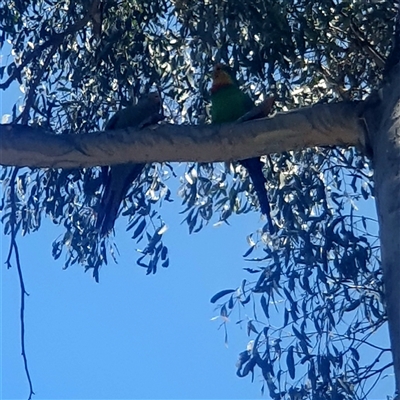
353, 362, 394, 384
7, 167, 35, 399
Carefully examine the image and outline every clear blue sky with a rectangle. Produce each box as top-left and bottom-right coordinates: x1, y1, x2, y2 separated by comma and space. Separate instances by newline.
0, 55, 395, 400
2, 201, 272, 399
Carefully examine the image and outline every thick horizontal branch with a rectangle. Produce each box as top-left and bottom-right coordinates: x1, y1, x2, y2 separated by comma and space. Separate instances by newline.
0, 101, 366, 169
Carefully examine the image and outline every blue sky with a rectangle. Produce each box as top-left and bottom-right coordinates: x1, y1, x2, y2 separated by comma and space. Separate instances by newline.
0, 55, 395, 400
2, 200, 272, 399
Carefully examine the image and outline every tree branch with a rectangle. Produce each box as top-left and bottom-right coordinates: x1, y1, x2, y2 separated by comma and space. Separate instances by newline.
0, 101, 366, 169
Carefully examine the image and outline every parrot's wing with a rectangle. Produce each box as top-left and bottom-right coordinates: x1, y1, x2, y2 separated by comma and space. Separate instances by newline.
138, 112, 165, 129
105, 92, 162, 131
236, 97, 275, 123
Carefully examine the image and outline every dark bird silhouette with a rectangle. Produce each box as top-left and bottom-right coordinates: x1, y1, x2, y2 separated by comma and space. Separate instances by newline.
97, 92, 162, 235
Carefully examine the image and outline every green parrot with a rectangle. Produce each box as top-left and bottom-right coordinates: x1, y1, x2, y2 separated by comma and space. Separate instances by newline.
97, 92, 162, 235
211, 63, 275, 233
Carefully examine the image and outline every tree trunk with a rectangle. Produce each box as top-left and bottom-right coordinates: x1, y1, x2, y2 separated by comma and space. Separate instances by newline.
372, 62, 400, 395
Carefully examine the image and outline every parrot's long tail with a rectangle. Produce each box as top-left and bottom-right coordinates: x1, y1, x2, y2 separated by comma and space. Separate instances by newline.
97, 188, 123, 236
97, 164, 145, 236
239, 157, 275, 234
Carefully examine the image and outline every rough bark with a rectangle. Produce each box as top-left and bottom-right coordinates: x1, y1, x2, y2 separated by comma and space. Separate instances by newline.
0, 101, 365, 169
371, 62, 400, 395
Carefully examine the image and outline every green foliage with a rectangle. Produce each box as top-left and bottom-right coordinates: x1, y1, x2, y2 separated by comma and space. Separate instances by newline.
0, 0, 397, 397
211, 149, 387, 399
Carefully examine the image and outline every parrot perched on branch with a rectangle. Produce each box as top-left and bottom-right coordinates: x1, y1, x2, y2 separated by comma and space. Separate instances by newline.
96, 92, 163, 236
210, 63, 275, 234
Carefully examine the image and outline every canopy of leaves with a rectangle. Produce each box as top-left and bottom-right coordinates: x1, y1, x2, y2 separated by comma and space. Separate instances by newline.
0, 0, 397, 398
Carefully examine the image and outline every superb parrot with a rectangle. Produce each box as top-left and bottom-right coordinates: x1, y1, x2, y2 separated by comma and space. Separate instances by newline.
96, 92, 163, 235
211, 63, 275, 233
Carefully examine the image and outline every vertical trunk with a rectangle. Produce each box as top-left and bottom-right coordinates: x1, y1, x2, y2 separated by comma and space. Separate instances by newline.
372, 62, 400, 395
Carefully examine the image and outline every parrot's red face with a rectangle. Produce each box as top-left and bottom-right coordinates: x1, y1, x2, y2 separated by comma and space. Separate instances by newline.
211, 63, 235, 93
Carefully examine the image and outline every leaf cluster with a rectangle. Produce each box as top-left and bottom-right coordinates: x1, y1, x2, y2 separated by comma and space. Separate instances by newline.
0, 0, 397, 394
